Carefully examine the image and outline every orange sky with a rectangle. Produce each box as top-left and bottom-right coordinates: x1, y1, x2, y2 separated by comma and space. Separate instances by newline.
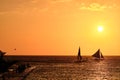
0, 0, 120, 56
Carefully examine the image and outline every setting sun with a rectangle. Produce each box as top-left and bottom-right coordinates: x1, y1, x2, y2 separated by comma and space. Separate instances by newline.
98, 26, 103, 32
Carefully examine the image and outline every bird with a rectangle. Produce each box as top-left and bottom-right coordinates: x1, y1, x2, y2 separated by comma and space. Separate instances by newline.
14, 48, 16, 50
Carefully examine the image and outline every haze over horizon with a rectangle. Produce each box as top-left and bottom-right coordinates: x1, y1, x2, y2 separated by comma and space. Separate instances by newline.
0, 0, 120, 56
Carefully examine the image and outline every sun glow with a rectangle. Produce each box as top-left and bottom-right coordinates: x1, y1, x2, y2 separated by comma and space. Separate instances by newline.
98, 26, 103, 32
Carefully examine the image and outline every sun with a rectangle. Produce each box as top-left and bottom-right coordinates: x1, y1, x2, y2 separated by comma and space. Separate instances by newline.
98, 26, 103, 32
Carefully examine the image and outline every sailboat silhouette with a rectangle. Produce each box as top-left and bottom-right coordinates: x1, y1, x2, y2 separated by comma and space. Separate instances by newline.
77, 47, 82, 61
74, 47, 88, 63
92, 49, 104, 60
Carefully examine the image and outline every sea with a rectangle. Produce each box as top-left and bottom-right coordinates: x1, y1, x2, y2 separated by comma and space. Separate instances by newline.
4, 56, 120, 80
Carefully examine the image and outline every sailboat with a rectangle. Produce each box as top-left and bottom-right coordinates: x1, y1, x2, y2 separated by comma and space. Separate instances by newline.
92, 49, 104, 60
74, 47, 88, 63
77, 47, 82, 61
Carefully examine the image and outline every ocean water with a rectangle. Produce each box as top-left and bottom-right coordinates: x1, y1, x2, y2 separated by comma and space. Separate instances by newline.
19, 56, 120, 80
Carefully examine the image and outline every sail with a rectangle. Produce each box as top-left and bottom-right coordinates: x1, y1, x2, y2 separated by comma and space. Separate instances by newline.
78, 47, 80, 56
77, 47, 82, 61
101, 52, 104, 58
92, 49, 104, 59
92, 49, 100, 58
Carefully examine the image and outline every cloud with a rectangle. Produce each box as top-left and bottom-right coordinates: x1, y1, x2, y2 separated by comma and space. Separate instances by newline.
0, 0, 50, 15
0, 0, 119, 16
80, 3, 106, 11
79, 3, 118, 11
30, 0, 39, 3
51, 0, 72, 3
